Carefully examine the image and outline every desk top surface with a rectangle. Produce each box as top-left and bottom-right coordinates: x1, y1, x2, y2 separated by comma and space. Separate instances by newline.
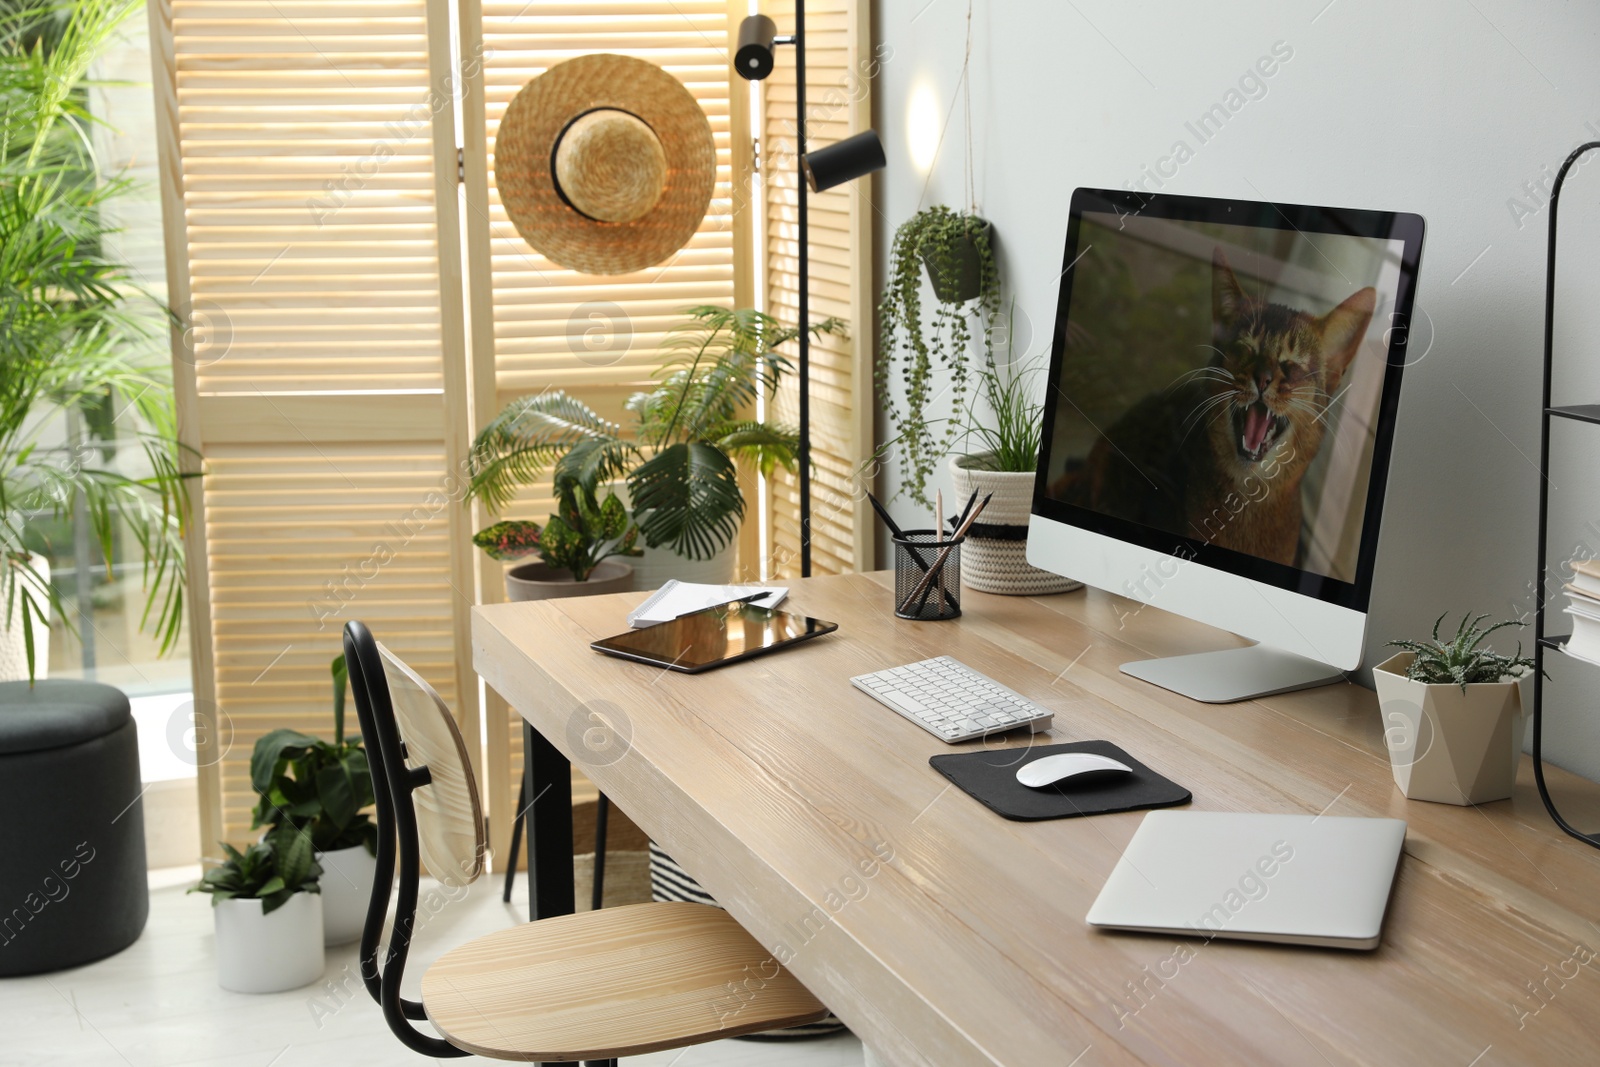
472, 572, 1600, 1067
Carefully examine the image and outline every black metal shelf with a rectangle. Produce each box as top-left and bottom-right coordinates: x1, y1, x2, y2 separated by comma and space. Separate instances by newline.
1533, 141, 1600, 853
1546, 404, 1600, 425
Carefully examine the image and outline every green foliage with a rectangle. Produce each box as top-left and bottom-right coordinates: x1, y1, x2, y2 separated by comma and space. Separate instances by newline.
248, 654, 377, 855
1389, 613, 1541, 693
535, 478, 639, 581
878, 206, 1000, 505
467, 306, 845, 560
2, 0, 194, 681
471, 519, 543, 562
189, 826, 322, 915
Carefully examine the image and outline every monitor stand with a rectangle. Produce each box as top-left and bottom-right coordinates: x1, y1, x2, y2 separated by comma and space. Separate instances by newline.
1120, 644, 1346, 704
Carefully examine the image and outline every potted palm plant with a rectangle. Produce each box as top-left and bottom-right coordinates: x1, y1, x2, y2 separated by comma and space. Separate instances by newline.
1373, 614, 1539, 805
467, 306, 843, 585
1, 0, 192, 682
190, 827, 324, 993
878, 205, 1000, 507
248, 655, 378, 945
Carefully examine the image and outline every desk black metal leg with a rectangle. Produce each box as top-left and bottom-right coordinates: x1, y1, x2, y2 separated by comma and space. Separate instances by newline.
502, 775, 525, 903
523, 719, 575, 922
592, 793, 609, 911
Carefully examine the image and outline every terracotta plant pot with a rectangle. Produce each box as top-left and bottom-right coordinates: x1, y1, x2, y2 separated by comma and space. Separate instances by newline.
316, 844, 377, 946
1372, 651, 1530, 805
212, 892, 325, 993
949, 455, 1081, 596
504, 560, 634, 602
920, 217, 991, 304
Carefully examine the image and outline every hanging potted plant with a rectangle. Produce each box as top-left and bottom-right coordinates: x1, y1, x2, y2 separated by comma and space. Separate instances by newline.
1373, 613, 1540, 805
473, 472, 640, 601
878, 204, 1000, 507
248, 655, 378, 945
190, 827, 324, 993
467, 306, 844, 587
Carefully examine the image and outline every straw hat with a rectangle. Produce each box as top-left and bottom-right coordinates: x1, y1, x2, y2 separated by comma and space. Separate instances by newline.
495, 54, 716, 276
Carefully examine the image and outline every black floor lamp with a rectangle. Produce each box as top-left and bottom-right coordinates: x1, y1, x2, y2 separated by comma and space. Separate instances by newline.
736, 9, 886, 577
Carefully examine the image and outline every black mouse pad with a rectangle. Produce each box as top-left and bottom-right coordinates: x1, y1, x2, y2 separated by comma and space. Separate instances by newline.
929, 740, 1191, 821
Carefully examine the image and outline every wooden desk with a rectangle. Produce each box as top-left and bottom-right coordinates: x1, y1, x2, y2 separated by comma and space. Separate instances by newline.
473, 572, 1600, 1066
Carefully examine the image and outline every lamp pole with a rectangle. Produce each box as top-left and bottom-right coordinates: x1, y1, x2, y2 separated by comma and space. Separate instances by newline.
795, 0, 812, 577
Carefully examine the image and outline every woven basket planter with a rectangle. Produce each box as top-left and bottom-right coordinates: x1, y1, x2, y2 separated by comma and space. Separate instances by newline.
949, 455, 1082, 595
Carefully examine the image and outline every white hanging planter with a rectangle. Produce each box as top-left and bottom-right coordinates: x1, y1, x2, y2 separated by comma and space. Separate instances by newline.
212, 892, 325, 993
949, 456, 1080, 596
1372, 652, 1530, 806
316, 845, 377, 946
0, 555, 51, 682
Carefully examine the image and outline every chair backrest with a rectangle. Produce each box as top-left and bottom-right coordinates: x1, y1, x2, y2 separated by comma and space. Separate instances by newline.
373, 642, 485, 886
343, 619, 479, 1059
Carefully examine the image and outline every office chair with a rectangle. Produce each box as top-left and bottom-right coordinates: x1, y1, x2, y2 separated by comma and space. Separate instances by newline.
343, 620, 829, 1063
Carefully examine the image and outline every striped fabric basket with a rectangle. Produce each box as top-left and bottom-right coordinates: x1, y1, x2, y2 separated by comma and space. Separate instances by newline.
950, 455, 1082, 595
649, 842, 847, 1040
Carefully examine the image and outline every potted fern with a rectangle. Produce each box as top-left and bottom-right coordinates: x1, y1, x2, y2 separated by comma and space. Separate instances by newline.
248, 655, 378, 944
467, 306, 843, 586
1373, 614, 1539, 805
878, 205, 1000, 506
190, 826, 324, 993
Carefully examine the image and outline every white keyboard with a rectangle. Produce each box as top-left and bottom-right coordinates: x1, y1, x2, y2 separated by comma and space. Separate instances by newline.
850, 656, 1054, 743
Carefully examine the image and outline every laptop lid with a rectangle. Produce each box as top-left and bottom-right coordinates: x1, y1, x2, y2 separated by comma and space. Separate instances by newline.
1086, 811, 1406, 950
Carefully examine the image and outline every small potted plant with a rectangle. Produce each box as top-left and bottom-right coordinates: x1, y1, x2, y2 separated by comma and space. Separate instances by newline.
947, 304, 1079, 596
474, 473, 640, 601
249, 654, 378, 945
191, 827, 324, 993
878, 205, 1000, 507
1374, 613, 1540, 805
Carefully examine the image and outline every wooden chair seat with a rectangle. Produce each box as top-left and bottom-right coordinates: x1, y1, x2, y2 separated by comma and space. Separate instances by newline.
420, 901, 830, 1061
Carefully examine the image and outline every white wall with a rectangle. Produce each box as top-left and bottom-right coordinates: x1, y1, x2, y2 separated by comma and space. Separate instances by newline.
872, 0, 1600, 778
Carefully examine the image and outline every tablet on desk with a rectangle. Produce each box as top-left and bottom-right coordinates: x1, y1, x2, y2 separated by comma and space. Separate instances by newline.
590, 600, 838, 673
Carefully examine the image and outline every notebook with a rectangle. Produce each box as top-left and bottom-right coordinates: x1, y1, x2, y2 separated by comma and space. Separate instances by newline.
626, 580, 788, 628
1086, 811, 1407, 950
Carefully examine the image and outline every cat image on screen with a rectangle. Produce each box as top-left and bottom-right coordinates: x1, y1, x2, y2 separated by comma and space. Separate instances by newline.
1054, 249, 1375, 566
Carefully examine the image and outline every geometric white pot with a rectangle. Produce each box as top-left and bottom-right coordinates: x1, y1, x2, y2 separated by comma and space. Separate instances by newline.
213, 892, 325, 993
316, 845, 377, 946
0, 555, 50, 682
949, 455, 1081, 595
1372, 651, 1529, 806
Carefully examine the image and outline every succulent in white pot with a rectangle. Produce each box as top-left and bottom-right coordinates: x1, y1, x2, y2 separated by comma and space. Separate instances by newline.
1373, 614, 1539, 806
191, 828, 324, 992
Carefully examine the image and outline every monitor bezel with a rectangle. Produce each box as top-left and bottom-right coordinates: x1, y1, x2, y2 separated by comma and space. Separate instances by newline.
1032, 187, 1426, 614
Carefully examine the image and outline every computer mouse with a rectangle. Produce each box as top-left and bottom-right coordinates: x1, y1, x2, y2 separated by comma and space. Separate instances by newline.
1016, 752, 1134, 789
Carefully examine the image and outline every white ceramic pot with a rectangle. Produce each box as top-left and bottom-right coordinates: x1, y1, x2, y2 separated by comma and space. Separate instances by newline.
1372, 652, 1530, 805
627, 540, 736, 592
0, 555, 50, 682
213, 892, 325, 993
504, 560, 634, 602
949, 456, 1080, 596
316, 844, 377, 946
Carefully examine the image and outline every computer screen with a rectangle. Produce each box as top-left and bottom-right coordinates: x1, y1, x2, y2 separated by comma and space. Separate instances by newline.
1034, 189, 1424, 613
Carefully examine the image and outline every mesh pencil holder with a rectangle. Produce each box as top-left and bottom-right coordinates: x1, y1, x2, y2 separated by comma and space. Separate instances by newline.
893, 530, 963, 621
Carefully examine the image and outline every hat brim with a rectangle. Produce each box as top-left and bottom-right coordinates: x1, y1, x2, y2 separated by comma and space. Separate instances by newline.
495, 54, 716, 277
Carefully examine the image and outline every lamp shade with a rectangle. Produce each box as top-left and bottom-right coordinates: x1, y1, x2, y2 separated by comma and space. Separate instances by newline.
801, 130, 887, 193
734, 14, 778, 81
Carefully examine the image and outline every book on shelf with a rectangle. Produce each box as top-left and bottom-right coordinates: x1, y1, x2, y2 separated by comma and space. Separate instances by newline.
1562, 577, 1600, 662
1568, 558, 1600, 598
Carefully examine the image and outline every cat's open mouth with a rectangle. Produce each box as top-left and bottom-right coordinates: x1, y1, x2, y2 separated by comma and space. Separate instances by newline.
1233, 401, 1288, 463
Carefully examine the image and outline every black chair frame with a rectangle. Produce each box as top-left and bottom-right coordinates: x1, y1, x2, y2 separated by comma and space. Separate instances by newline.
346, 620, 619, 1067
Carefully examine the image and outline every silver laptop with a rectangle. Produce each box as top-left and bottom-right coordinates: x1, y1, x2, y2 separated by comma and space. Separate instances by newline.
1086, 811, 1406, 950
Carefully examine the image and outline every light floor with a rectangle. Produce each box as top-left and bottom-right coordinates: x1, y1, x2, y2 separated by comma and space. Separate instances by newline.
1, 870, 865, 1067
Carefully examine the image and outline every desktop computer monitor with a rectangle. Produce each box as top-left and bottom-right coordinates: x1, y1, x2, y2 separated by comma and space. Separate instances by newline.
1028, 189, 1425, 702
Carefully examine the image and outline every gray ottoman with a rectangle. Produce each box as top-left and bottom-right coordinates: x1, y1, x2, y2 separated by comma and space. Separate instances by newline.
0, 680, 149, 975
